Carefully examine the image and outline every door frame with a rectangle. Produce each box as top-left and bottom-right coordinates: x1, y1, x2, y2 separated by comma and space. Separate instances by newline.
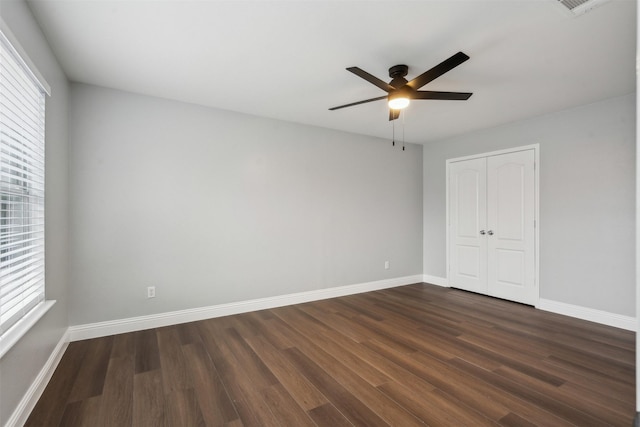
445, 144, 540, 306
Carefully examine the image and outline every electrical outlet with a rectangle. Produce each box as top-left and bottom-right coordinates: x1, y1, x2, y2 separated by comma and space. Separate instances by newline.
384, 261, 390, 270
147, 286, 156, 298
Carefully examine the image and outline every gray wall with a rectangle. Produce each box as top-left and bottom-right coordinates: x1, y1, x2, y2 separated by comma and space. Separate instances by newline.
68, 83, 423, 326
0, 1, 69, 425
423, 94, 635, 317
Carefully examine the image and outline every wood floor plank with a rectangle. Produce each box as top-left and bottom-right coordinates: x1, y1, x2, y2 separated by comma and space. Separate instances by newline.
176, 321, 204, 345
414, 325, 504, 370
307, 403, 354, 426
110, 332, 136, 359
196, 320, 280, 427
58, 396, 102, 427
284, 347, 391, 427
366, 290, 473, 336
243, 333, 329, 411
334, 297, 385, 321
196, 322, 262, 427
362, 338, 512, 422
353, 311, 455, 360
57, 401, 86, 427
449, 357, 612, 426
27, 283, 636, 426
134, 329, 161, 374
255, 315, 297, 349
301, 304, 378, 342
275, 305, 392, 387
132, 370, 165, 427
367, 338, 582, 426
165, 388, 206, 427
67, 336, 114, 402
499, 412, 537, 427
529, 341, 632, 384
479, 318, 635, 371
260, 383, 318, 427
541, 356, 635, 403
207, 319, 279, 389
96, 355, 134, 427
156, 325, 192, 394
269, 312, 428, 427
181, 341, 240, 426
377, 380, 497, 426
298, 302, 376, 343
497, 365, 632, 424
298, 304, 442, 392
497, 323, 635, 365
348, 314, 418, 354
457, 333, 568, 387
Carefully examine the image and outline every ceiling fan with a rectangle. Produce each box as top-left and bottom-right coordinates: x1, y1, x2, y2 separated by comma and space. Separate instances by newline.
329, 51, 473, 121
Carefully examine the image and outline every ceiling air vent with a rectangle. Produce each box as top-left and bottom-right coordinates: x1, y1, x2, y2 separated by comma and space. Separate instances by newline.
557, 0, 611, 16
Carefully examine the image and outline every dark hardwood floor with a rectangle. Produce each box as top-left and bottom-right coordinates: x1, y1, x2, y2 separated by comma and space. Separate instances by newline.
26, 283, 635, 426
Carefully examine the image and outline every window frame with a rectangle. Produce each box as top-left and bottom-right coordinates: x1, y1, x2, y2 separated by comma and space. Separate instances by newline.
0, 19, 53, 359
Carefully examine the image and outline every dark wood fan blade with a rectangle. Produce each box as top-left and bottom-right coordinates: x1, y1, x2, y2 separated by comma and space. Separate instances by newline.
412, 91, 472, 100
347, 67, 395, 92
406, 52, 470, 90
329, 95, 387, 111
389, 109, 400, 121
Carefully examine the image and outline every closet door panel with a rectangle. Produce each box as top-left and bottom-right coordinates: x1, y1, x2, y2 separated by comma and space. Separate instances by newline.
487, 150, 536, 305
448, 158, 487, 294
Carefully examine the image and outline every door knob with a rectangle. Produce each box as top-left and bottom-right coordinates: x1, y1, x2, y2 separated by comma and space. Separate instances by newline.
479, 230, 486, 235
487, 230, 494, 235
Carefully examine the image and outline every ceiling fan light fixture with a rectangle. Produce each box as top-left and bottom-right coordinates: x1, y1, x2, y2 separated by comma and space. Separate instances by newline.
329, 52, 472, 120
388, 95, 410, 110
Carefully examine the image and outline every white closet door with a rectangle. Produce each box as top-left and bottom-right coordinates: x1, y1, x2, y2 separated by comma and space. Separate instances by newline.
486, 150, 536, 305
448, 157, 487, 294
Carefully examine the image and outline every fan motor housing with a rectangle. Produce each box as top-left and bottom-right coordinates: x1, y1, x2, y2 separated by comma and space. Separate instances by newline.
389, 65, 409, 89
388, 64, 408, 78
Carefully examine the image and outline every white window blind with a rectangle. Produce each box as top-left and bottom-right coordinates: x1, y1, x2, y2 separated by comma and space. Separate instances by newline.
0, 30, 46, 337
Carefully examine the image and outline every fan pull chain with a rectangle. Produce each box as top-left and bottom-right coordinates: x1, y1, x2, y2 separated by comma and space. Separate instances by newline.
402, 109, 406, 151
392, 118, 395, 146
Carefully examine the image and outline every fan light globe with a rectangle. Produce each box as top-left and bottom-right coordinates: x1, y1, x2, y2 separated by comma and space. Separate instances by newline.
388, 97, 410, 110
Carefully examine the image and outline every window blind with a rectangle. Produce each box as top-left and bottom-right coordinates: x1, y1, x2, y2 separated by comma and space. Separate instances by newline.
0, 31, 46, 336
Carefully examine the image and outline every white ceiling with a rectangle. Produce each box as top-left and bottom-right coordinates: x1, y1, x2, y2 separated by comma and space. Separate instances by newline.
27, 0, 636, 144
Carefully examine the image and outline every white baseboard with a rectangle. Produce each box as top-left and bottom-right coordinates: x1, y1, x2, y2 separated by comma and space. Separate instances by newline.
420, 277, 635, 331
5, 329, 69, 427
537, 298, 636, 331
69, 275, 424, 341
423, 274, 449, 287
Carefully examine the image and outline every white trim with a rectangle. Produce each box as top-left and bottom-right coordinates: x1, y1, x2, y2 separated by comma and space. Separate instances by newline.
445, 159, 450, 290
446, 144, 540, 164
636, 0, 640, 411
534, 146, 540, 304
69, 275, 424, 341
634, 1, 640, 412
4, 329, 69, 427
0, 300, 56, 359
422, 274, 449, 287
0, 18, 51, 95
445, 144, 540, 305
537, 298, 636, 331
